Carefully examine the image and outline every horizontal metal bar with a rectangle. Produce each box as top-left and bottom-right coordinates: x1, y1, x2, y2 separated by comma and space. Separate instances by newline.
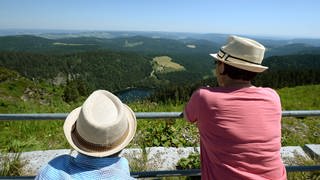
0, 113, 68, 120
132, 165, 320, 177
135, 112, 183, 119
0, 177, 34, 180
131, 169, 201, 178
0, 110, 320, 121
0, 165, 320, 179
286, 165, 320, 172
0, 112, 183, 121
282, 110, 320, 117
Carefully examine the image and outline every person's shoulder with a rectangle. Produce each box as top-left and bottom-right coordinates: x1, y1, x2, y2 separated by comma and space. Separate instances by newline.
256, 87, 280, 99
118, 157, 130, 164
258, 87, 278, 94
35, 155, 73, 180
49, 154, 72, 162
47, 154, 73, 167
196, 86, 218, 93
191, 86, 211, 98
197, 86, 230, 95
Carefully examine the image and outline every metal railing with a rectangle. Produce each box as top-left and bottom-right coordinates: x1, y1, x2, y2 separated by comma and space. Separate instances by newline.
1, 110, 320, 121
1, 166, 320, 180
0, 110, 320, 178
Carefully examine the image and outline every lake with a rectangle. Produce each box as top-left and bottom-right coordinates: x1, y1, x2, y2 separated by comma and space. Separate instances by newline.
115, 88, 154, 103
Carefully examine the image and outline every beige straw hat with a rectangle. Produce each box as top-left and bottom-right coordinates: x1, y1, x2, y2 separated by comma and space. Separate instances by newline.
63, 90, 137, 157
210, 35, 268, 73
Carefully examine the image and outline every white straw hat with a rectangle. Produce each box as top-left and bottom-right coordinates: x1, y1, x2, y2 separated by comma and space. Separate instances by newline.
63, 90, 137, 157
210, 35, 268, 72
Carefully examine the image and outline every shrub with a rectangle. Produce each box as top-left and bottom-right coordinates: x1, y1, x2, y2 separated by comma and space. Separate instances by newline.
176, 153, 200, 170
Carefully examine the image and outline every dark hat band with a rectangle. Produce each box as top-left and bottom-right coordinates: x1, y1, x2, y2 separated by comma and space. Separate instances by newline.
218, 49, 261, 65
71, 123, 129, 153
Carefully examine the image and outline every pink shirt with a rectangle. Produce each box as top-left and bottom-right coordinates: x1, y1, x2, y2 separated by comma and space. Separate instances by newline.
184, 86, 287, 180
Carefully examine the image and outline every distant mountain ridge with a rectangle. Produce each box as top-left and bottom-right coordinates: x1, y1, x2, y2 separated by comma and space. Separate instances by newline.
1, 29, 320, 46
1, 35, 320, 58
0, 33, 320, 93
0, 35, 220, 54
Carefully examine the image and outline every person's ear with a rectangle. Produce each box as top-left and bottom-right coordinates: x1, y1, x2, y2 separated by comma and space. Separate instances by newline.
219, 62, 226, 75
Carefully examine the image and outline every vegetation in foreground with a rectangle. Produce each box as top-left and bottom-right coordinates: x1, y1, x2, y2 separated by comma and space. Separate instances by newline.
175, 152, 320, 180
0, 80, 320, 152
0, 153, 23, 176
0, 68, 319, 178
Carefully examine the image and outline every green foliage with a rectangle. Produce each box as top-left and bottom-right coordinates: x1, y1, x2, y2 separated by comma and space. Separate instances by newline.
3, 36, 320, 97
148, 78, 217, 104
253, 54, 320, 89
277, 85, 320, 110
0, 153, 23, 176
1, 72, 320, 151
134, 119, 198, 148
128, 149, 148, 172
176, 153, 200, 170
0, 120, 68, 152
0, 35, 217, 92
0, 68, 76, 152
278, 85, 320, 146
0, 66, 19, 82
0, 62, 320, 154
63, 84, 80, 103
286, 153, 320, 180
0, 69, 73, 113
281, 117, 320, 146
1, 35, 320, 178
0, 51, 153, 92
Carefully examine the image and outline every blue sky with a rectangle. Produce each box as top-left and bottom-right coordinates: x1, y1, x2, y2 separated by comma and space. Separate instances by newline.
1, 0, 320, 38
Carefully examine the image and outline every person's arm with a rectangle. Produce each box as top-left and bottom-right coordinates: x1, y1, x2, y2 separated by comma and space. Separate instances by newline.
183, 109, 195, 122
184, 89, 201, 123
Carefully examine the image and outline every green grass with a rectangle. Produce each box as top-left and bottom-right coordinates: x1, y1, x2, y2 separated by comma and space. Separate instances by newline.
0, 77, 320, 178
175, 151, 320, 180
277, 84, 320, 146
1, 120, 68, 152
152, 56, 186, 73
282, 117, 320, 146
278, 84, 320, 110
0, 153, 23, 176
0, 79, 320, 152
284, 152, 320, 180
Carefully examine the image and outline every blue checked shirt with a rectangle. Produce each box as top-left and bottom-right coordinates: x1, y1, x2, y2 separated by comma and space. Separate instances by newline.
35, 153, 135, 180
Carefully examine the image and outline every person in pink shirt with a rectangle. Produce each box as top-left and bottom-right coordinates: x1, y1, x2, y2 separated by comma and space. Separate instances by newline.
184, 35, 287, 180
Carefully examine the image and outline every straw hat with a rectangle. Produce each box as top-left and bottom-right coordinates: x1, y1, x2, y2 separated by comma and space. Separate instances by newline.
210, 35, 268, 72
63, 90, 137, 157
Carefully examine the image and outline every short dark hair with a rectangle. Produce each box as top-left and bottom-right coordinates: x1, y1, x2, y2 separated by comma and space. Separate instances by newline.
219, 61, 257, 81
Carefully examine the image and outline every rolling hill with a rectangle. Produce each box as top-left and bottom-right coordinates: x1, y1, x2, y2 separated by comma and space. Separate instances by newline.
0, 35, 220, 90
0, 34, 320, 94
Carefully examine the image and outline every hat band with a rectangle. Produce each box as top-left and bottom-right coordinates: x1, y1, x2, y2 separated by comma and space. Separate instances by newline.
218, 49, 261, 65
71, 123, 129, 153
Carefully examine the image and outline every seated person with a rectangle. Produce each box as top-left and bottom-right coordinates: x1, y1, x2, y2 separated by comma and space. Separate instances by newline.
184, 36, 286, 180
36, 90, 137, 179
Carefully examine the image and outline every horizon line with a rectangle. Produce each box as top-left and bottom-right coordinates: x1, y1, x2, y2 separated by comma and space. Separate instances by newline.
0, 28, 320, 40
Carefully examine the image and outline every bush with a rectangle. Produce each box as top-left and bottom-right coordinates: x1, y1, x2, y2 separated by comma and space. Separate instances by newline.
176, 153, 200, 170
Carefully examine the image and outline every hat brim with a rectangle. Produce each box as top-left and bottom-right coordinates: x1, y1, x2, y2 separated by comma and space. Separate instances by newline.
210, 53, 268, 73
63, 104, 137, 157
